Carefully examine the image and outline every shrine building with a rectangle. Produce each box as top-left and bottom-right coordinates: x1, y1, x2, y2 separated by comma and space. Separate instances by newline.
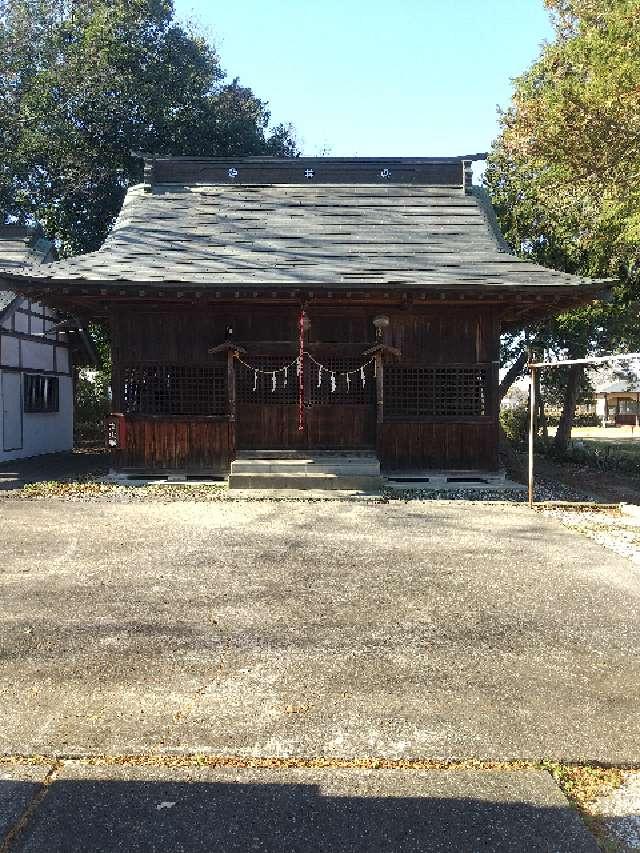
0, 156, 608, 486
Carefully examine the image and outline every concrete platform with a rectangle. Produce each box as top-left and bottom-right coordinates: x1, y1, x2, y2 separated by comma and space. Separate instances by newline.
229, 472, 383, 490
385, 468, 509, 488
385, 478, 525, 492
4, 765, 600, 852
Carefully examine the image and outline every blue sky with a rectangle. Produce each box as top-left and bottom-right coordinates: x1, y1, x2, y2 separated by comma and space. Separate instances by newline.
174, 0, 553, 158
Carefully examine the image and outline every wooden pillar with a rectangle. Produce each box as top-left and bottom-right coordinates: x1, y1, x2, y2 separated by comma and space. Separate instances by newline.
375, 352, 384, 425
209, 341, 245, 465
364, 339, 400, 464
375, 351, 384, 458
604, 392, 609, 424
227, 349, 237, 457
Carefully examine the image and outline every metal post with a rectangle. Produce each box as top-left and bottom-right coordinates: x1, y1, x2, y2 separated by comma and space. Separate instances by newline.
528, 365, 537, 509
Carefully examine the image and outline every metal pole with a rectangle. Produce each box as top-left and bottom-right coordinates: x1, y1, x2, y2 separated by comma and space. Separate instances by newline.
528, 366, 537, 509
528, 352, 640, 369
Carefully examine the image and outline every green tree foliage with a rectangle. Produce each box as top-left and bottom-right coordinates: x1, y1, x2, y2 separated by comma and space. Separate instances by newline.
486, 0, 640, 450
0, 0, 297, 255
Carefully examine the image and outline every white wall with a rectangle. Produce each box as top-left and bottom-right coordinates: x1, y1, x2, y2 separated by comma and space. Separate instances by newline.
0, 298, 75, 462
0, 371, 74, 462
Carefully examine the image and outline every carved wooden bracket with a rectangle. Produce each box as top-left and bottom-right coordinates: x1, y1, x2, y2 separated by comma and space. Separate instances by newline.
208, 340, 247, 357
362, 343, 401, 360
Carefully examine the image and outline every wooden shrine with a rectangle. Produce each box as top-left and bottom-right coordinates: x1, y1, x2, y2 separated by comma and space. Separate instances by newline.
0, 156, 608, 476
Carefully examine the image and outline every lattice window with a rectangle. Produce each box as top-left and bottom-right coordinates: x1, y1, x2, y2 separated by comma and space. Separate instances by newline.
120, 365, 227, 416
236, 357, 298, 404
306, 358, 375, 405
384, 365, 490, 418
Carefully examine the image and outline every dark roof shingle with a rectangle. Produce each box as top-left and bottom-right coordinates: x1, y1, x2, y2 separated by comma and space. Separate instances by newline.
0, 225, 55, 313
0, 157, 610, 298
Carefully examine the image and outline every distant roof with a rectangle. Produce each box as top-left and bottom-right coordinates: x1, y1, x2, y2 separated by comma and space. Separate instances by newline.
0, 157, 610, 316
0, 224, 55, 314
597, 381, 640, 394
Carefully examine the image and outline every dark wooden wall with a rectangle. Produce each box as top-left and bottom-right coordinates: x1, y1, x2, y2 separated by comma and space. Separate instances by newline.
109, 303, 500, 473
113, 417, 233, 475
378, 307, 499, 470
385, 307, 499, 363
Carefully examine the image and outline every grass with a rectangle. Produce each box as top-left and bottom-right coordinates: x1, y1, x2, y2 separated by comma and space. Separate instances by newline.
577, 439, 640, 461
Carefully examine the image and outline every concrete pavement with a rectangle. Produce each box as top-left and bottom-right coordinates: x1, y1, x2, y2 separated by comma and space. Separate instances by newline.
0, 498, 639, 762
0, 763, 600, 852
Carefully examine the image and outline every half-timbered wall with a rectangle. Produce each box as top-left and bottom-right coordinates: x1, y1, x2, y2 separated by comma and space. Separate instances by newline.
109, 304, 500, 474
0, 297, 73, 461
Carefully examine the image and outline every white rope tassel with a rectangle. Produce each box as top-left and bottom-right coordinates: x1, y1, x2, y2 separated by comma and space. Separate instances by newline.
331, 371, 336, 392
317, 366, 322, 387
360, 366, 366, 388
284, 366, 288, 387
296, 356, 301, 376
272, 371, 277, 392
253, 370, 258, 392
346, 373, 350, 390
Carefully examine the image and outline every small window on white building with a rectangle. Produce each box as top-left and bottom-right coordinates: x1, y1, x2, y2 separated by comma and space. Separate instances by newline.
24, 374, 59, 413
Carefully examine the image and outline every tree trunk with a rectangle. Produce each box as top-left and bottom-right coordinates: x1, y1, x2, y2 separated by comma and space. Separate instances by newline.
535, 370, 548, 439
496, 349, 529, 480
498, 349, 528, 402
498, 422, 526, 481
553, 365, 583, 455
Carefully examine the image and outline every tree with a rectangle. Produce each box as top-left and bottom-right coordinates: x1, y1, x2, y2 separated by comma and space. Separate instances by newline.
485, 0, 640, 452
0, 0, 297, 255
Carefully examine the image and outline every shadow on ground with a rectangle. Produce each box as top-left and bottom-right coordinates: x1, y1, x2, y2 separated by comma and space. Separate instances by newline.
0, 449, 110, 491
1, 772, 600, 853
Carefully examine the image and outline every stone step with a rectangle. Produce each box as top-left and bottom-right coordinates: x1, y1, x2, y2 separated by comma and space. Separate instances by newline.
228, 472, 383, 491
236, 450, 377, 460
230, 459, 381, 475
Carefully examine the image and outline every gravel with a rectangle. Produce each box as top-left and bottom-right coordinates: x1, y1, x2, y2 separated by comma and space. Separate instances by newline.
591, 772, 640, 852
0, 474, 597, 503
541, 507, 640, 566
385, 476, 594, 503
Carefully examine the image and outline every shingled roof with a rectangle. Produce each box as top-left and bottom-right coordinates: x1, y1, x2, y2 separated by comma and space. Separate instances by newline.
0, 157, 610, 300
0, 224, 55, 316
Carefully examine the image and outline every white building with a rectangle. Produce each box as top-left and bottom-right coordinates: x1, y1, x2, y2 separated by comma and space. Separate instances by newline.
595, 380, 640, 426
0, 225, 91, 462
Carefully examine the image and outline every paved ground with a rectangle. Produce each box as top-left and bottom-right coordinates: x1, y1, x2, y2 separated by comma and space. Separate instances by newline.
1, 498, 639, 763
0, 450, 109, 491
0, 763, 600, 852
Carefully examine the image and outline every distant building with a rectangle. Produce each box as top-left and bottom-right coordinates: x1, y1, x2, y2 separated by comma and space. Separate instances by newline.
595, 380, 640, 426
